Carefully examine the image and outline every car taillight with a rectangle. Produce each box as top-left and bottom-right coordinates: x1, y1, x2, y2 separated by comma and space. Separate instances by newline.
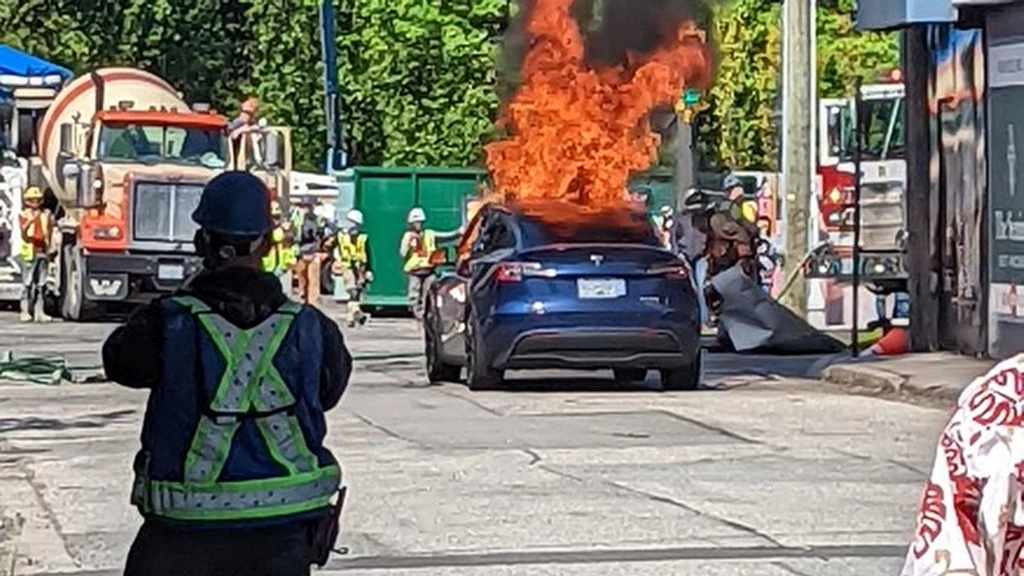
495, 262, 548, 283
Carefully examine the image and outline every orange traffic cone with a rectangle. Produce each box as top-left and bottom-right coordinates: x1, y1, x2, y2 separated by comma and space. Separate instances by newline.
868, 324, 909, 356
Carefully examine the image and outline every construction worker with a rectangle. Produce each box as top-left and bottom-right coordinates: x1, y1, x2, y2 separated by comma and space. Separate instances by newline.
652, 205, 674, 249
102, 171, 351, 576
335, 209, 372, 327
18, 186, 54, 322
260, 200, 296, 292
228, 97, 260, 140
400, 207, 462, 320
293, 197, 325, 306
722, 174, 760, 228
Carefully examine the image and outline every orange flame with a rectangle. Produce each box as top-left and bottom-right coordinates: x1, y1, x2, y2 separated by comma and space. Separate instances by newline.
485, 0, 713, 219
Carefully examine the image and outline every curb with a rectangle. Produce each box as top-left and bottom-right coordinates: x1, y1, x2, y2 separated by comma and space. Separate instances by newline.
820, 363, 964, 403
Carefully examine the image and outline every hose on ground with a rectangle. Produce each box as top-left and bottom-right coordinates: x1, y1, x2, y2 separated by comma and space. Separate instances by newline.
0, 350, 105, 385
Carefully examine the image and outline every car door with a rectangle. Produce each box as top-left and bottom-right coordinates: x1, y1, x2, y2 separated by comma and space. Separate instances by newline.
467, 212, 517, 329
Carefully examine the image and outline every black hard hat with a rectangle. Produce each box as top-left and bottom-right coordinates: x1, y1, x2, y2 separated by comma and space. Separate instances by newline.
192, 171, 273, 238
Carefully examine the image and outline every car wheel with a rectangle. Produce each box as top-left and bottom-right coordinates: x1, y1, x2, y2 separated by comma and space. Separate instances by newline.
465, 309, 504, 391
424, 301, 461, 384
660, 351, 703, 392
613, 368, 647, 383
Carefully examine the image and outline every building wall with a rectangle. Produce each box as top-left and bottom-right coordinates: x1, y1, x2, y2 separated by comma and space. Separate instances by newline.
986, 4, 1024, 358
926, 25, 988, 356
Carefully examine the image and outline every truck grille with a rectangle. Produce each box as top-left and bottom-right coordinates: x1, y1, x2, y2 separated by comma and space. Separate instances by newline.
132, 181, 204, 243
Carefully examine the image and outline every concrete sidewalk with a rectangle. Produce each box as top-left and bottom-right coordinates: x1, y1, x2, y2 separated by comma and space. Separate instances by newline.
821, 352, 998, 403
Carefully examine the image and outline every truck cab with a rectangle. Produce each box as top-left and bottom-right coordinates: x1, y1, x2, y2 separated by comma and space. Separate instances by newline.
51, 104, 231, 318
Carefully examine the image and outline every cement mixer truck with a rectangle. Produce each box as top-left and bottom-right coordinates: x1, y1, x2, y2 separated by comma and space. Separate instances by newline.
1, 67, 292, 320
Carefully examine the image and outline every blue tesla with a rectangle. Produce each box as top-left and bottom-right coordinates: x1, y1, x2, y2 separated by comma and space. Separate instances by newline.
423, 202, 703, 391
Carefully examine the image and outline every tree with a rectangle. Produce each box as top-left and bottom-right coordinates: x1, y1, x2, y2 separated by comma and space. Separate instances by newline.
336, 0, 506, 167
696, 0, 898, 172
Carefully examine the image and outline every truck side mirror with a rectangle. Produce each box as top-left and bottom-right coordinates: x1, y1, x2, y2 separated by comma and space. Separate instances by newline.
61, 163, 80, 202
265, 132, 280, 167
59, 124, 73, 154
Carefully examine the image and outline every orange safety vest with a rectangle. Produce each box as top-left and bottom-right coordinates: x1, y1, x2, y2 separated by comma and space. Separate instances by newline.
19, 209, 50, 261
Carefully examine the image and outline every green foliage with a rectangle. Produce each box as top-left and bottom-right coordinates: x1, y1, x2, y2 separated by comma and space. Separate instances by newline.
697, 0, 899, 172
337, 0, 506, 167
0, 0, 506, 170
0, 0, 896, 173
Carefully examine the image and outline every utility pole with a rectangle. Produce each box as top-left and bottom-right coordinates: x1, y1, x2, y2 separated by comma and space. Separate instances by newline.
674, 120, 695, 205
778, 0, 813, 316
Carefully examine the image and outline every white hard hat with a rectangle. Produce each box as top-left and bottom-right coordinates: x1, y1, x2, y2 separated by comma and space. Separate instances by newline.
347, 209, 364, 226
407, 207, 426, 224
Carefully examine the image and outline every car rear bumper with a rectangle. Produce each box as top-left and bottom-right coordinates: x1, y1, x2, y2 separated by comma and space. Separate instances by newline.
492, 327, 700, 371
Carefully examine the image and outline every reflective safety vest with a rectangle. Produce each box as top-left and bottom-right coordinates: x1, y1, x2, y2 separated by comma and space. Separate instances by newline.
403, 230, 436, 273
337, 232, 368, 267
131, 296, 340, 522
18, 209, 50, 261
260, 226, 295, 274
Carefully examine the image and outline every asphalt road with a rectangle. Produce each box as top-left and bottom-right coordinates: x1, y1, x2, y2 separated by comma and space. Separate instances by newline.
0, 309, 948, 576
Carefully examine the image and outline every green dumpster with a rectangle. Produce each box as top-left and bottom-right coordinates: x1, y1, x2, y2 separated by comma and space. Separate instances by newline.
355, 167, 487, 308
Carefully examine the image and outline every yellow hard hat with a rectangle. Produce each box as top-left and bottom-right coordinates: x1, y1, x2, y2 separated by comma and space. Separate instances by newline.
23, 186, 43, 201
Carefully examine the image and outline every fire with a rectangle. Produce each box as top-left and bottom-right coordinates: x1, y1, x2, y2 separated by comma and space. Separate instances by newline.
484, 0, 713, 217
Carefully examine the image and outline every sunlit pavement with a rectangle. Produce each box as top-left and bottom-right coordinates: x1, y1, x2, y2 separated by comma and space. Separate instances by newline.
0, 311, 942, 575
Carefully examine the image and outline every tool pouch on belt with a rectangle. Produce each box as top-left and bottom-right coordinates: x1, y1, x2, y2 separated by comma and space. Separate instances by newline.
310, 487, 347, 567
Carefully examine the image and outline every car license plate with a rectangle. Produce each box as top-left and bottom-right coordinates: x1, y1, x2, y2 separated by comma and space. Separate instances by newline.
157, 264, 185, 281
577, 278, 626, 299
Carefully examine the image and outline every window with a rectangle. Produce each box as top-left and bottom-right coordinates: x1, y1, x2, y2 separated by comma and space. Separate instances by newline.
97, 123, 227, 167
838, 96, 904, 162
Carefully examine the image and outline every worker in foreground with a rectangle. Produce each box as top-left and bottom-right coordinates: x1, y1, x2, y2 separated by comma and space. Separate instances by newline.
400, 207, 462, 320
18, 186, 54, 323
899, 353, 1024, 575
102, 171, 351, 576
260, 199, 296, 293
335, 209, 372, 327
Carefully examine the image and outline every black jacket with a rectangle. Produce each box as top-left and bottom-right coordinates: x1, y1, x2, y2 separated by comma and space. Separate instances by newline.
102, 266, 350, 410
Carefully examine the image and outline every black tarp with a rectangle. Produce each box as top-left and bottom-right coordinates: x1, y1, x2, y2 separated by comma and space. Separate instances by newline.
710, 264, 847, 354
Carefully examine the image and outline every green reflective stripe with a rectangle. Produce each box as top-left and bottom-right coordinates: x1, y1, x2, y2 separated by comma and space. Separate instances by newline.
184, 417, 239, 482
144, 465, 341, 521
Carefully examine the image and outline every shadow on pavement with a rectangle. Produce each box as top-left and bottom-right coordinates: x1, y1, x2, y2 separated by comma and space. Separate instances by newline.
0, 408, 136, 434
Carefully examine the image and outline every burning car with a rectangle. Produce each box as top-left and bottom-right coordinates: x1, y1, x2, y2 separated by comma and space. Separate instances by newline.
423, 201, 702, 391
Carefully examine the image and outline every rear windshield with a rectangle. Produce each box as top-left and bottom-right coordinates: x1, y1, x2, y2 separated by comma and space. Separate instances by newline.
517, 209, 661, 248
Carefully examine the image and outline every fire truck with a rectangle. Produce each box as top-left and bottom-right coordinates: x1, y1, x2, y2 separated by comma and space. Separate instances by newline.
806, 73, 908, 325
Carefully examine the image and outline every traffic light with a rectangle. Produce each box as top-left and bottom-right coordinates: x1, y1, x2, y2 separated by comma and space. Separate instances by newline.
683, 88, 701, 107
675, 88, 708, 125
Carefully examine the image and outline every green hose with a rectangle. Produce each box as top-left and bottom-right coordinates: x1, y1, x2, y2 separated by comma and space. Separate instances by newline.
0, 351, 105, 385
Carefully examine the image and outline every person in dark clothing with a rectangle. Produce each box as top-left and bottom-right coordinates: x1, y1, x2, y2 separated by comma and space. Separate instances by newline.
293, 197, 326, 305
103, 171, 352, 576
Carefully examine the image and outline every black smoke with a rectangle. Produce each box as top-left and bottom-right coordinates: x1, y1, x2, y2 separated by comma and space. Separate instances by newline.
498, 0, 718, 101
580, 0, 716, 68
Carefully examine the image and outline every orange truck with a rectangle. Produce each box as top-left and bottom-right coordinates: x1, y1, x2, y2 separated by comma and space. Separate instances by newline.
4, 67, 292, 319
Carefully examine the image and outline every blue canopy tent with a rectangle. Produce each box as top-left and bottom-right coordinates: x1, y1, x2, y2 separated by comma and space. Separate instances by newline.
0, 45, 72, 90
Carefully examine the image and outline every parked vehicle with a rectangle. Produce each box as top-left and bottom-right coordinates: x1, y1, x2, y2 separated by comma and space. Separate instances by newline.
423, 202, 703, 391
2, 67, 292, 319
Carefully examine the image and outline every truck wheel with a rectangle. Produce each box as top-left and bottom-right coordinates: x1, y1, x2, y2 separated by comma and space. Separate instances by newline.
61, 245, 91, 321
